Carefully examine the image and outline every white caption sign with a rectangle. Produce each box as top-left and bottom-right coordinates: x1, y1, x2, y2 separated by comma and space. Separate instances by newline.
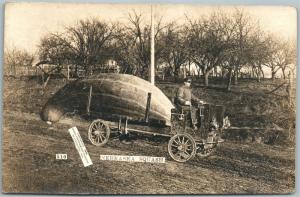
100, 155, 166, 163
69, 127, 93, 167
56, 154, 67, 160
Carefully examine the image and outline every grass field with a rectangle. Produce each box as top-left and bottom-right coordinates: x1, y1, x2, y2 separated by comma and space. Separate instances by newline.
2, 76, 295, 194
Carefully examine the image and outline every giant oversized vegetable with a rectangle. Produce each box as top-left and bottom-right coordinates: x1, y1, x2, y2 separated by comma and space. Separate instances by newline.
41, 74, 175, 126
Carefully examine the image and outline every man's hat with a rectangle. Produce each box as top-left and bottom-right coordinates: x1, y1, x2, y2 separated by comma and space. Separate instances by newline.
184, 77, 192, 83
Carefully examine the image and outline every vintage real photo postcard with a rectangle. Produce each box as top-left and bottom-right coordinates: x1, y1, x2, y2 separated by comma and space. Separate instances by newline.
2, 2, 296, 194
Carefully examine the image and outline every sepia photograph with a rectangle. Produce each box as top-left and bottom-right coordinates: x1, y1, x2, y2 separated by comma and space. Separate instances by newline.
2, 2, 297, 194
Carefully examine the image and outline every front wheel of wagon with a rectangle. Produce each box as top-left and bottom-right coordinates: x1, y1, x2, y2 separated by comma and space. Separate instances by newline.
168, 133, 196, 162
88, 119, 110, 146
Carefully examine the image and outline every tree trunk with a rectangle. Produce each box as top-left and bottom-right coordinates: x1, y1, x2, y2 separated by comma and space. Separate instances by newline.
188, 60, 191, 76
75, 65, 78, 77
256, 69, 261, 82
221, 67, 226, 79
259, 67, 265, 79
41, 72, 44, 84
227, 68, 233, 91
197, 68, 201, 78
282, 67, 286, 79
12, 63, 16, 76
233, 67, 238, 85
213, 66, 216, 77
271, 71, 276, 80
233, 72, 238, 85
270, 66, 274, 80
251, 67, 255, 79
86, 66, 92, 76
174, 67, 180, 82
183, 65, 187, 79
204, 71, 209, 86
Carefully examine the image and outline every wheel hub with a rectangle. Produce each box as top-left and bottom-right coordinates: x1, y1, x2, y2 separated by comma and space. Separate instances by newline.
178, 145, 183, 151
178, 144, 187, 151
94, 130, 101, 136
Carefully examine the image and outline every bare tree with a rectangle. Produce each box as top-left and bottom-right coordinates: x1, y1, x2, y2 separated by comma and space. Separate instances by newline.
4, 47, 34, 76
264, 37, 285, 80
245, 29, 272, 82
38, 18, 117, 76
223, 9, 255, 90
114, 11, 167, 78
66, 19, 117, 75
187, 11, 235, 86
279, 39, 296, 79
160, 24, 190, 79
38, 33, 73, 71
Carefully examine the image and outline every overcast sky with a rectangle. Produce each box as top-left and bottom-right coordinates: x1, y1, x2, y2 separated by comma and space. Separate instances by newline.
4, 3, 297, 53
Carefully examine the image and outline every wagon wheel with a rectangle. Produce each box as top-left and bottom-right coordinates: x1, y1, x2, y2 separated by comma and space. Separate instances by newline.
88, 119, 110, 146
168, 133, 196, 162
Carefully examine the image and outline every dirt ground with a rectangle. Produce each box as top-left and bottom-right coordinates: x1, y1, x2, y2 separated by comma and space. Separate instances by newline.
2, 77, 295, 194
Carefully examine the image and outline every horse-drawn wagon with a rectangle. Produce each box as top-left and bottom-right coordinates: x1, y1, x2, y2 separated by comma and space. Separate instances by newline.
42, 74, 230, 162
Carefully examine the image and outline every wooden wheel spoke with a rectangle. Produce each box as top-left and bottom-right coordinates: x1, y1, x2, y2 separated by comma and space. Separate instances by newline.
177, 137, 182, 144
172, 150, 178, 156
184, 150, 191, 156
100, 133, 106, 140
92, 124, 97, 130
96, 122, 101, 129
184, 139, 191, 145
177, 151, 185, 159
173, 139, 180, 145
101, 129, 107, 134
182, 152, 190, 159
171, 144, 178, 148
99, 135, 103, 142
99, 124, 103, 130
175, 152, 182, 157
92, 133, 97, 139
186, 142, 192, 147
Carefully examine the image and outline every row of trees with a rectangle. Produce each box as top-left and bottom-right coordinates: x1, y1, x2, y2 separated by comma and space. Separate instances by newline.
4, 47, 35, 76
6, 9, 295, 90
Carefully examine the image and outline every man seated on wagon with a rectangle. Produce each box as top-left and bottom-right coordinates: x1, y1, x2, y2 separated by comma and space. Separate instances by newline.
175, 77, 225, 143
174, 77, 205, 129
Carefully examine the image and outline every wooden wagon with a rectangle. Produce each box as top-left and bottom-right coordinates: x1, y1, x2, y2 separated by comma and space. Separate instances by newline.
42, 74, 228, 162
84, 85, 227, 162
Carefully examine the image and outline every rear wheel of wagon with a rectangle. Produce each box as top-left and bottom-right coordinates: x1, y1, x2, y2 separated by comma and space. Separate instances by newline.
88, 119, 110, 146
168, 133, 196, 162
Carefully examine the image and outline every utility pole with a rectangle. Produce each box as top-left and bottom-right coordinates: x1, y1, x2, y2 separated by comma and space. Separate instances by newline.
149, 5, 155, 85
